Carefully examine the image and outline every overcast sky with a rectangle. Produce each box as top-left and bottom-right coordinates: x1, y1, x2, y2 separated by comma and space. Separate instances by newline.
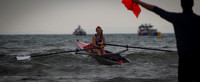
0, 0, 200, 34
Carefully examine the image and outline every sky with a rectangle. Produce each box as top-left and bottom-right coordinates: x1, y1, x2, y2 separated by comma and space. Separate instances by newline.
0, 0, 200, 34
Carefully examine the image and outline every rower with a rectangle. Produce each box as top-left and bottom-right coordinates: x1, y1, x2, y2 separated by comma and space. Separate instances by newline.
92, 26, 106, 54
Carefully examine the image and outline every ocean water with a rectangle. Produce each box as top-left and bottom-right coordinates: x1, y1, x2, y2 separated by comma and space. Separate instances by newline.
0, 34, 178, 82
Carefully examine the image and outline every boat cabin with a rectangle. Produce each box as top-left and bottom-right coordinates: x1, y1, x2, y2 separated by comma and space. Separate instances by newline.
73, 25, 86, 35
138, 24, 158, 36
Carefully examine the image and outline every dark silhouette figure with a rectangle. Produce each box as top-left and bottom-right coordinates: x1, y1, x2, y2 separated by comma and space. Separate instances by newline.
133, 0, 200, 81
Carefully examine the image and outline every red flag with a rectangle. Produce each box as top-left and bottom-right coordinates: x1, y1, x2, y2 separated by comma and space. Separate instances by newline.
122, 0, 141, 18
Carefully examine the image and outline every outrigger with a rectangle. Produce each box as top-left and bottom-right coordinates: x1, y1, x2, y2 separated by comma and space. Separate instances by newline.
16, 40, 176, 65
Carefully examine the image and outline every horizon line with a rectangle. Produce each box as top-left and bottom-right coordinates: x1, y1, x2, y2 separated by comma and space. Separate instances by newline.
0, 33, 175, 35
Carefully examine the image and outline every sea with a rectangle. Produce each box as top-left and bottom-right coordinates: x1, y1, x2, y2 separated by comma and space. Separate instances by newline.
0, 34, 178, 82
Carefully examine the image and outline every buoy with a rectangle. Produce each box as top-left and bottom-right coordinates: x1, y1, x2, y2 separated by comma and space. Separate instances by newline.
158, 32, 161, 39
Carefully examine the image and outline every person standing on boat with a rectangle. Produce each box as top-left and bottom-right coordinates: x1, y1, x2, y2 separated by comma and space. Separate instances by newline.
93, 26, 106, 54
132, 0, 200, 81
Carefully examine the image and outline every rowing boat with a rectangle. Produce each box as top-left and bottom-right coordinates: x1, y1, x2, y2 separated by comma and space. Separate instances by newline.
16, 39, 175, 61
75, 40, 130, 65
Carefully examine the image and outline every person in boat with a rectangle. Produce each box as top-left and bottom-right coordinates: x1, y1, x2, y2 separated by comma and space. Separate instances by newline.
132, 0, 200, 81
92, 26, 106, 54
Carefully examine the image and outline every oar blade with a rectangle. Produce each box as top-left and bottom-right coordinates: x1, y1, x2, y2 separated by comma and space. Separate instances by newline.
16, 56, 31, 60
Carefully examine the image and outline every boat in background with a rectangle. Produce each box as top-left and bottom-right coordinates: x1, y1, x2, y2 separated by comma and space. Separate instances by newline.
73, 25, 86, 35
75, 40, 130, 65
138, 24, 159, 36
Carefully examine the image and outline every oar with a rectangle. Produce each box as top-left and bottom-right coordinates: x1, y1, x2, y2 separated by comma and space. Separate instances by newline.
106, 43, 177, 52
16, 48, 97, 60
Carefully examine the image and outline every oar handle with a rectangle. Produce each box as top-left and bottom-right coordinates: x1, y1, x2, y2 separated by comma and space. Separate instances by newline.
106, 43, 177, 52
106, 44, 128, 47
